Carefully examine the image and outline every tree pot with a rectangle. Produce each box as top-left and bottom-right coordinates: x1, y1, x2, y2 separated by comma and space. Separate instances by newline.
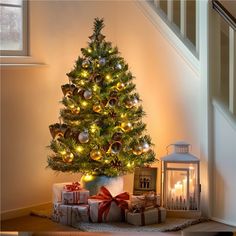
80, 175, 124, 196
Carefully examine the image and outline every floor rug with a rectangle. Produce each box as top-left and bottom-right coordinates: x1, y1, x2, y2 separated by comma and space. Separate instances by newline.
74, 217, 208, 232
31, 209, 208, 232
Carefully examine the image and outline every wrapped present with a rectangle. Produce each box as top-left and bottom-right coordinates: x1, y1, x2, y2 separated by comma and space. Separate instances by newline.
52, 182, 71, 203
88, 186, 130, 223
126, 206, 166, 226
62, 182, 89, 205
56, 204, 90, 226
130, 192, 161, 209
51, 202, 61, 222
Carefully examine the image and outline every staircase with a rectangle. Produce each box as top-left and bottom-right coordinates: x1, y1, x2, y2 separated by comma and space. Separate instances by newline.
136, 0, 236, 226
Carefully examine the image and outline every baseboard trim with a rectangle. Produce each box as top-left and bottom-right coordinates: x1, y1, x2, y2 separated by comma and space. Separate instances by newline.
211, 216, 236, 227
1, 202, 52, 221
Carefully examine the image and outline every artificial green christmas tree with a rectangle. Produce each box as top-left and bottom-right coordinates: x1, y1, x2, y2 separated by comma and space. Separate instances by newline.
48, 18, 156, 177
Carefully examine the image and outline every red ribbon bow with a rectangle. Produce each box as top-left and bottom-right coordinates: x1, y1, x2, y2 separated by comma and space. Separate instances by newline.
64, 182, 81, 191
90, 186, 130, 222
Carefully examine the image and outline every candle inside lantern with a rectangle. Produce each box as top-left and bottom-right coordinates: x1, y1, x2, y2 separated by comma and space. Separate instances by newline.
174, 181, 182, 198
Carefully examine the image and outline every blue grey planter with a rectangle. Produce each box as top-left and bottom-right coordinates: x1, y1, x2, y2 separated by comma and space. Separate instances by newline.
81, 175, 124, 196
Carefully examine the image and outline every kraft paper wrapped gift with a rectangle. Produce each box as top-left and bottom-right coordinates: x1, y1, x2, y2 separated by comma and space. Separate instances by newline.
131, 192, 161, 208
88, 186, 130, 223
54, 204, 90, 226
126, 207, 166, 226
62, 189, 89, 205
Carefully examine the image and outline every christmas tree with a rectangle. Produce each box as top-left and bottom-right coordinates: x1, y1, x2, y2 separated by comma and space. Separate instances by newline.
48, 18, 156, 177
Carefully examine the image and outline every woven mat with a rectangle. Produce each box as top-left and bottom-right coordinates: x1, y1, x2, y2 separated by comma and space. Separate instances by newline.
74, 218, 208, 232
31, 209, 208, 232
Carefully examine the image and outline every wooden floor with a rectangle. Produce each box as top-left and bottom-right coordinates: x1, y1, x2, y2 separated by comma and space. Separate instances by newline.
1, 215, 236, 236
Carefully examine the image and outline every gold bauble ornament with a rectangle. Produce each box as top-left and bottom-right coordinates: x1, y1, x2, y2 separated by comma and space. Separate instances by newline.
125, 100, 133, 109
62, 153, 74, 163
121, 122, 132, 132
116, 82, 125, 91
82, 59, 90, 68
133, 146, 143, 155
93, 104, 102, 113
90, 149, 102, 161
72, 106, 80, 114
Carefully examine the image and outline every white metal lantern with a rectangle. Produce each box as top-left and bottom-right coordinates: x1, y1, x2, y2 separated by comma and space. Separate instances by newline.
161, 141, 200, 214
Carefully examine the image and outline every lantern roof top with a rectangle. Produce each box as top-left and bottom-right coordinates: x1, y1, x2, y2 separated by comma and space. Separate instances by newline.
161, 153, 199, 162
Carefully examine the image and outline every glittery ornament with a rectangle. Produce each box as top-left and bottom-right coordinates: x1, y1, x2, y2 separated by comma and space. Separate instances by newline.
99, 58, 106, 66
115, 63, 122, 70
125, 99, 133, 109
132, 97, 139, 106
116, 82, 125, 91
142, 142, 150, 153
121, 122, 132, 132
110, 141, 122, 154
133, 146, 143, 155
62, 153, 74, 163
110, 91, 118, 97
108, 97, 117, 107
78, 131, 89, 143
61, 84, 75, 97
90, 149, 102, 161
83, 90, 92, 100
93, 104, 102, 113
112, 132, 123, 141
82, 59, 90, 68
94, 74, 103, 83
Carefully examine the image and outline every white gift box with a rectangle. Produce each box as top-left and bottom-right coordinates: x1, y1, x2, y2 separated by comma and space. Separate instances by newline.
51, 202, 61, 222
52, 182, 71, 203
126, 207, 166, 226
88, 198, 125, 223
53, 203, 90, 226
62, 189, 89, 205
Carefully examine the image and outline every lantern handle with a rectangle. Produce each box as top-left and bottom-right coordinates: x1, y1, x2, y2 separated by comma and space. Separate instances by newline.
166, 144, 172, 154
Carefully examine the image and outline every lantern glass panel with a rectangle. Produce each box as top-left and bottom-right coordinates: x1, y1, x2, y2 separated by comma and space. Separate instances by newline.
164, 162, 199, 210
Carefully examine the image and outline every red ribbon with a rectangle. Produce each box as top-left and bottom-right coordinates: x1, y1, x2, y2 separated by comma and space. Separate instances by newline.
89, 186, 130, 222
64, 182, 81, 191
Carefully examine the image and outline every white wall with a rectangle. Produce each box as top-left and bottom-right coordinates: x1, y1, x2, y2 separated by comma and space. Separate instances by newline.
1, 0, 201, 213
212, 107, 236, 226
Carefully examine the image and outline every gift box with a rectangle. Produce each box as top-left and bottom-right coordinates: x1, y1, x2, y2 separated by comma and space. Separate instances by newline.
52, 182, 72, 203
54, 204, 90, 226
51, 202, 61, 222
62, 189, 89, 205
88, 186, 130, 223
131, 192, 161, 209
126, 207, 166, 226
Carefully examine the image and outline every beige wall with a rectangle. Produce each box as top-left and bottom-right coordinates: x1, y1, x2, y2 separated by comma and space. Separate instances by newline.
1, 1, 201, 213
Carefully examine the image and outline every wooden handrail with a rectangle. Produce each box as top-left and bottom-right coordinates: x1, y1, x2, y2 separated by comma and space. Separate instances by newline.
212, 0, 236, 31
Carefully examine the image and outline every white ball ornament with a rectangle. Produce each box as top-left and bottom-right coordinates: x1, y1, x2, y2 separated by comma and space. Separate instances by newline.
83, 90, 92, 100
78, 131, 89, 143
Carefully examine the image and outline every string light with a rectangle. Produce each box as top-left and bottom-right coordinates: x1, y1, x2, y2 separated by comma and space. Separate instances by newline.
76, 146, 83, 153
60, 150, 67, 155
83, 174, 93, 181
80, 80, 85, 85
105, 74, 112, 81
81, 101, 88, 107
92, 85, 98, 92
121, 113, 127, 118
90, 124, 98, 133
87, 48, 92, 53
81, 70, 89, 78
